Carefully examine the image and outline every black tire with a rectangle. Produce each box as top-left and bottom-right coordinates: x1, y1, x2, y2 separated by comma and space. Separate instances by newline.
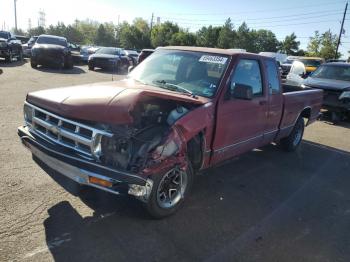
280, 117, 305, 152
64, 56, 74, 69
17, 49, 23, 61
88, 63, 94, 70
145, 163, 194, 219
30, 59, 37, 68
5, 51, 12, 63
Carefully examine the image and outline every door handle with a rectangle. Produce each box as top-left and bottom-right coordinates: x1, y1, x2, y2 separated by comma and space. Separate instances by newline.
259, 100, 267, 106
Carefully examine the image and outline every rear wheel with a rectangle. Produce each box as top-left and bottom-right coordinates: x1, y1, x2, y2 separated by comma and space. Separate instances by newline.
280, 117, 305, 152
145, 164, 193, 218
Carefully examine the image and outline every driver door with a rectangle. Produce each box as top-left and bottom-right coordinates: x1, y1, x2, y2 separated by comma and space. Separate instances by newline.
212, 58, 268, 164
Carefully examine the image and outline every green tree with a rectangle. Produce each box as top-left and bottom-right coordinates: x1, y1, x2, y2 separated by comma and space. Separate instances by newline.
170, 30, 196, 46
28, 26, 46, 36
319, 30, 339, 59
94, 24, 116, 46
196, 25, 221, 47
151, 21, 179, 47
117, 19, 151, 49
307, 31, 321, 56
278, 33, 300, 55
306, 30, 340, 59
253, 29, 279, 53
234, 22, 254, 51
217, 18, 235, 49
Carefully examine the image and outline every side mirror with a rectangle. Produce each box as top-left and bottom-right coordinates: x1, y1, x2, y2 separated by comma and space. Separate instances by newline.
128, 66, 135, 73
226, 82, 253, 100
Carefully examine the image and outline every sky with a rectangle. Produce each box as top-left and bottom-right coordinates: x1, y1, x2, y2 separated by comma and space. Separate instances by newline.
1, 0, 349, 57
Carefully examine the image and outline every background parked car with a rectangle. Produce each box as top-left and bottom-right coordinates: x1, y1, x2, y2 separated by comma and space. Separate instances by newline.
15, 35, 29, 44
22, 36, 38, 57
124, 49, 139, 66
0, 31, 23, 63
31, 34, 73, 69
67, 42, 81, 64
302, 62, 350, 121
138, 49, 154, 63
88, 47, 131, 72
79, 46, 100, 63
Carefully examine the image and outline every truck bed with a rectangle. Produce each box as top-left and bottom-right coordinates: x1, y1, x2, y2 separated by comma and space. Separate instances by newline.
277, 85, 323, 139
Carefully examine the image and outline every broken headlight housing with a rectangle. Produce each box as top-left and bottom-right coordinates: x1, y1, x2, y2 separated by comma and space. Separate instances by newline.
23, 104, 33, 124
92, 134, 103, 159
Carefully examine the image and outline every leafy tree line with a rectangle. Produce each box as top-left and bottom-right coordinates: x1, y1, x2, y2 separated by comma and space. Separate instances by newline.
16, 18, 341, 59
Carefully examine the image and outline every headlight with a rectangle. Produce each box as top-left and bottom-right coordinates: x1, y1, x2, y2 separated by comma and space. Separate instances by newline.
339, 91, 350, 100
23, 104, 33, 124
92, 134, 103, 159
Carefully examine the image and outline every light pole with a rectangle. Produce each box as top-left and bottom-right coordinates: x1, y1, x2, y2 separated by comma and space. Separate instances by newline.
14, 0, 17, 31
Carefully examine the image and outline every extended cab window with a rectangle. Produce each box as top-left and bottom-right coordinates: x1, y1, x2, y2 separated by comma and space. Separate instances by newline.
265, 60, 280, 94
232, 59, 263, 96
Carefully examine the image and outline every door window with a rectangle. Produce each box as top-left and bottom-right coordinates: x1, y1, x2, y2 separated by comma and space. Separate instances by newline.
232, 59, 263, 96
265, 60, 280, 94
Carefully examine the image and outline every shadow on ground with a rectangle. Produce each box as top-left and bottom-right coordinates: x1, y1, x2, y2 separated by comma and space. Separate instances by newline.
38, 142, 350, 262
0, 58, 27, 68
320, 110, 350, 128
34, 65, 86, 74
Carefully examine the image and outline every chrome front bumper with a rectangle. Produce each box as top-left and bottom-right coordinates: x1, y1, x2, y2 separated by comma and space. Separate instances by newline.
18, 126, 153, 198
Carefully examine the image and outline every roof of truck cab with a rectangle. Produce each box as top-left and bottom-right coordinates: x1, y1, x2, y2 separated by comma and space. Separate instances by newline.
158, 46, 256, 56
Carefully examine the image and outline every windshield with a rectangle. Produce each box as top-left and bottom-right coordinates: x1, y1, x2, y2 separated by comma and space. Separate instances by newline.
299, 59, 322, 67
129, 49, 230, 98
96, 47, 120, 55
0, 32, 9, 39
311, 65, 350, 81
36, 36, 67, 47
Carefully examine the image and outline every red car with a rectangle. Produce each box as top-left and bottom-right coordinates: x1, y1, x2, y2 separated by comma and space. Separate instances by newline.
18, 47, 322, 218
137, 48, 154, 63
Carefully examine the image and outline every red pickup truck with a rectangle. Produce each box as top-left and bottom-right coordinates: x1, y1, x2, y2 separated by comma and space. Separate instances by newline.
18, 47, 323, 218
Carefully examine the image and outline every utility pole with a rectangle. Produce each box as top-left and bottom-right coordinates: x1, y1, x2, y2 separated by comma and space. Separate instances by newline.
14, 0, 17, 31
150, 13, 154, 37
335, 2, 348, 59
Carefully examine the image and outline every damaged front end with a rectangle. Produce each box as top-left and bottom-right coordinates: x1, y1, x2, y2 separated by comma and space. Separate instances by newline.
93, 98, 194, 200
19, 96, 197, 202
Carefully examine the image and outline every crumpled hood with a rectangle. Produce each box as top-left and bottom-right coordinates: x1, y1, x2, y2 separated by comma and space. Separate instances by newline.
304, 77, 350, 91
26, 79, 209, 124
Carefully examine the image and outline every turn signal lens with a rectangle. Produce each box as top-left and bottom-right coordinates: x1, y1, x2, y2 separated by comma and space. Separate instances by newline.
89, 176, 113, 188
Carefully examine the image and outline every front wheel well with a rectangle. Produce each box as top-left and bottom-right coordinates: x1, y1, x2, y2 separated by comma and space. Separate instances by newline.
187, 132, 205, 172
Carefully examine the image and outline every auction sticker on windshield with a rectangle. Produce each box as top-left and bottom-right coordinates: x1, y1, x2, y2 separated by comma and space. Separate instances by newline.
199, 55, 228, 64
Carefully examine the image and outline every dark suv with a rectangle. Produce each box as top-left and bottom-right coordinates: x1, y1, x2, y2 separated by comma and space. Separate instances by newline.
31, 34, 73, 69
0, 31, 23, 62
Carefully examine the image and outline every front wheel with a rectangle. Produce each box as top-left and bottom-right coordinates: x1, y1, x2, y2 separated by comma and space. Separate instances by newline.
280, 117, 305, 152
30, 59, 37, 68
5, 51, 12, 63
145, 164, 193, 218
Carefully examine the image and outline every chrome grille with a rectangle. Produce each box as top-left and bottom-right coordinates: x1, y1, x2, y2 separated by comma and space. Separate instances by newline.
24, 102, 112, 158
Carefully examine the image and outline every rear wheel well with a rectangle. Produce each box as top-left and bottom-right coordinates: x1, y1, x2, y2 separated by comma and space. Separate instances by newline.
187, 132, 205, 172
300, 107, 311, 124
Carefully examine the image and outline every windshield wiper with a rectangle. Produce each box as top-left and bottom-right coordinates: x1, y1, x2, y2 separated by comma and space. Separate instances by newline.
154, 80, 197, 98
